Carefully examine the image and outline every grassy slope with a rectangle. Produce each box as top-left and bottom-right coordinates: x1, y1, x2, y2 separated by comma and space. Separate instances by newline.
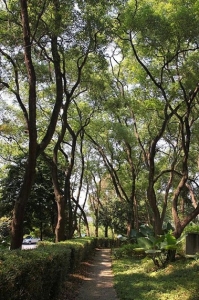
112, 256, 199, 300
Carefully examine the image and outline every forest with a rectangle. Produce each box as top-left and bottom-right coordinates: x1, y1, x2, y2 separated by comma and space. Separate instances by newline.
0, 0, 199, 251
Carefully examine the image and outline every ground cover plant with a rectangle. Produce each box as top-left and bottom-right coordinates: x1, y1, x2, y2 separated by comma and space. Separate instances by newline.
112, 256, 199, 300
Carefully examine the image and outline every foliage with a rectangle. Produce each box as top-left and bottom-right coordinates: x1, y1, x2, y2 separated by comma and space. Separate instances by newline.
184, 222, 199, 234
1, 0, 199, 248
112, 256, 199, 300
0, 237, 96, 300
114, 225, 186, 266
0, 156, 57, 238
113, 243, 145, 259
0, 246, 72, 300
110, 0, 199, 238
136, 228, 185, 266
0, 218, 10, 248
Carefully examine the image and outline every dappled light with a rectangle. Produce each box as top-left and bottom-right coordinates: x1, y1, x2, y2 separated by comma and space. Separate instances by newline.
1, 0, 199, 299
113, 256, 199, 300
75, 249, 118, 300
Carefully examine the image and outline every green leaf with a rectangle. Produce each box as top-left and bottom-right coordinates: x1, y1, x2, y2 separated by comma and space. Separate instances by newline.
137, 237, 153, 250
165, 232, 177, 245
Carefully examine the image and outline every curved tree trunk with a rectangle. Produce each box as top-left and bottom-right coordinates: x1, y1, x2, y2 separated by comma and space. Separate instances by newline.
10, 0, 37, 250
10, 0, 63, 249
147, 183, 163, 236
11, 162, 37, 249
55, 195, 66, 242
95, 208, 99, 237
104, 224, 108, 238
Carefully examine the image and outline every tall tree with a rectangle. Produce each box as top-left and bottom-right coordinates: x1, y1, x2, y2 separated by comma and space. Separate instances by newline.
114, 0, 199, 238
0, 0, 125, 247
0, 0, 70, 248
0, 156, 57, 239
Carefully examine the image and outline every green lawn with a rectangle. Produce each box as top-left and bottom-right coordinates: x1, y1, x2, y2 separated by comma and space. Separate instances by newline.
112, 256, 199, 300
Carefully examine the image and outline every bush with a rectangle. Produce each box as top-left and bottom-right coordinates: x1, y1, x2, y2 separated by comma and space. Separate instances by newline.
95, 238, 117, 248
0, 237, 96, 300
0, 246, 71, 300
113, 243, 145, 259
184, 222, 199, 234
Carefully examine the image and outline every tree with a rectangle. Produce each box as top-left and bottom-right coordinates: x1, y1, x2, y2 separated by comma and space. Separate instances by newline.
0, 0, 124, 248
0, 156, 57, 239
1, 0, 199, 256
84, 57, 146, 237
39, 0, 125, 241
0, 0, 64, 248
113, 0, 199, 240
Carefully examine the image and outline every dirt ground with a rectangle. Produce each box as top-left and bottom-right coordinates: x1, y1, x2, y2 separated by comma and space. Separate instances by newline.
58, 248, 118, 300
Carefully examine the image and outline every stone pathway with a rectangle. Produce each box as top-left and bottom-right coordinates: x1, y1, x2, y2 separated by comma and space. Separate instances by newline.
76, 248, 118, 300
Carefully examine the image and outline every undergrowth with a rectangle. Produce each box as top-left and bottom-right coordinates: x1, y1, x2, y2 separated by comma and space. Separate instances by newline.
112, 255, 199, 300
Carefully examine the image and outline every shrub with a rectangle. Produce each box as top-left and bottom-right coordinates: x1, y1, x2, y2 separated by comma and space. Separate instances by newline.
0, 237, 96, 300
0, 246, 71, 300
113, 243, 145, 259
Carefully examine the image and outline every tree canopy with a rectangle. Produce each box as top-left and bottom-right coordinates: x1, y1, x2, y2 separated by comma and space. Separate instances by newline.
0, 0, 199, 254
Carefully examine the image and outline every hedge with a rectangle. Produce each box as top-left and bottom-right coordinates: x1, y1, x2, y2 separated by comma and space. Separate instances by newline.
0, 237, 97, 300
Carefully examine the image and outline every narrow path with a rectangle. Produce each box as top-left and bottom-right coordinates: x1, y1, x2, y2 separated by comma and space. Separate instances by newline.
76, 248, 118, 300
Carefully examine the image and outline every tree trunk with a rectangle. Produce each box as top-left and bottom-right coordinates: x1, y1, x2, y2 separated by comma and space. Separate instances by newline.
126, 197, 135, 238
104, 224, 108, 238
95, 208, 99, 237
68, 198, 74, 239
10, 0, 63, 249
125, 142, 136, 237
55, 195, 66, 242
10, 0, 37, 250
11, 159, 37, 249
147, 184, 163, 236
72, 197, 90, 237
126, 212, 133, 238
167, 249, 176, 262
134, 196, 139, 230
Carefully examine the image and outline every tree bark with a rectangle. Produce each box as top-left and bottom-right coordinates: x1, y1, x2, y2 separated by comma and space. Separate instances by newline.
95, 208, 99, 237
10, 0, 37, 249
10, 0, 63, 249
104, 224, 108, 238
55, 195, 66, 242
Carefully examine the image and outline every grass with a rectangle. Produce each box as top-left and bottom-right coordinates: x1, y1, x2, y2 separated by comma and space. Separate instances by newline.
112, 255, 199, 300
